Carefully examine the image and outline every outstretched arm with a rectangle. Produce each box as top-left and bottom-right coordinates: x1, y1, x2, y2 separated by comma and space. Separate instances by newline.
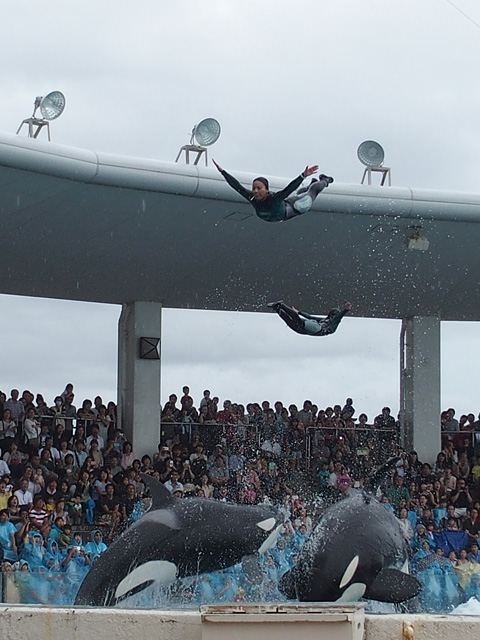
299, 302, 352, 322
303, 165, 319, 177
274, 165, 319, 200
212, 159, 223, 173
212, 159, 252, 201
321, 303, 352, 335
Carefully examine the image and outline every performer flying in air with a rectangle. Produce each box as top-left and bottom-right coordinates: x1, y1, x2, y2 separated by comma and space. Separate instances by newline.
267, 301, 352, 336
212, 159, 333, 223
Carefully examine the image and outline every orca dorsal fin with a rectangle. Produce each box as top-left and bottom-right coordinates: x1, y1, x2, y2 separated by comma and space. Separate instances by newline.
366, 568, 422, 603
140, 473, 175, 509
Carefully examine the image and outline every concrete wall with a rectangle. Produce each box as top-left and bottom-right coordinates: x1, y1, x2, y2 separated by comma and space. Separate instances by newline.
0, 606, 480, 640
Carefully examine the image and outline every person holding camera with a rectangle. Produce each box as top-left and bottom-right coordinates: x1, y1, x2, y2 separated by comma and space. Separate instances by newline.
451, 478, 473, 518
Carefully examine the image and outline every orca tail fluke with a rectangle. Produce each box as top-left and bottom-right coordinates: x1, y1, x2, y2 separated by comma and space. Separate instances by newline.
366, 568, 422, 603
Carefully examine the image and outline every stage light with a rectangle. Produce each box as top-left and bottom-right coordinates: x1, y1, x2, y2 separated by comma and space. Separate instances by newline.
175, 118, 221, 166
39, 91, 66, 120
16, 91, 66, 141
192, 118, 221, 147
358, 140, 391, 186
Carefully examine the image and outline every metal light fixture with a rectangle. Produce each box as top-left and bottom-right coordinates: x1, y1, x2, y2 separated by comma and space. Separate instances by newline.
16, 91, 66, 141
175, 118, 221, 166
358, 140, 391, 186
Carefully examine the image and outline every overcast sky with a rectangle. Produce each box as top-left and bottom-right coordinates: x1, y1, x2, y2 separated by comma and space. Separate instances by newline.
1, 0, 480, 419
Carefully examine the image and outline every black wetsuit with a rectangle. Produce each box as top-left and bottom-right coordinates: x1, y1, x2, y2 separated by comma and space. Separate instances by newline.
220, 170, 328, 223
274, 302, 349, 336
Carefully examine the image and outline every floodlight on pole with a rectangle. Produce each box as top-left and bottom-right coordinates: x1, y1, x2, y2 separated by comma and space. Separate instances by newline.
16, 91, 66, 141
358, 140, 391, 186
175, 118, 221, 166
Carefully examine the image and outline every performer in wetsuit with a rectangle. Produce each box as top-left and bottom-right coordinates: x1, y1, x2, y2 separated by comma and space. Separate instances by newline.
212, 159, 333, 223
267, 301, 352, 336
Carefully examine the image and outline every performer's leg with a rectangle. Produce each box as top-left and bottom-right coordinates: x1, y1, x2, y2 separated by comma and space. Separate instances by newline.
269, 302, 305, 333
296, 177, 318, 196
284, 176, 333, 220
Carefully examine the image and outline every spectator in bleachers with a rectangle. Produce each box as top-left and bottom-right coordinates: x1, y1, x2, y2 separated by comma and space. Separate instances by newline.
462, 507, 480, 544
28, 496, 50, 540
23, 408, 40, 451
86, 425, 105, 454
4, 381, 480, 607
0, 509, 18, 562
209, 456, 230, 488
387, 474, 411, 509
14, 479, 33, 508
451, 478, 473, 517
77, 399, 96, 433
444, 408, 460, 432
94, 405, 111, 443
217, 400, 233, 424
164, 470, 183, 494
5, 390, 24, 426
374, 406, 396, 429
0, 409, 18, 450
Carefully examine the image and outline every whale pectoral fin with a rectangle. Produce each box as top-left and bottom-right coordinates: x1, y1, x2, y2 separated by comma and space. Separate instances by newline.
336, 582, 366, 602
366, 569, 422, 603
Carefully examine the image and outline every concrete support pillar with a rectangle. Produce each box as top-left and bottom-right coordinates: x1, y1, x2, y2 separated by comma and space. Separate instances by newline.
400, 316, 441, 464
118, 301, 162, 456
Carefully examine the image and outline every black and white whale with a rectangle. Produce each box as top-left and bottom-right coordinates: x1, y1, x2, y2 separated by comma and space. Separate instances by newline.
279, 491, 422, 603
75, 475, 283, 606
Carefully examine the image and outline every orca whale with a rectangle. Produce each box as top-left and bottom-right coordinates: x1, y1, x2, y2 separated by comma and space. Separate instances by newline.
279, 491, 422, 603
75, 475, 282, 606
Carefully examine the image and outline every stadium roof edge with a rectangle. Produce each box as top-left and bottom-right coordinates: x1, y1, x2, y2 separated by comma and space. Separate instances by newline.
2, 131, 480, 224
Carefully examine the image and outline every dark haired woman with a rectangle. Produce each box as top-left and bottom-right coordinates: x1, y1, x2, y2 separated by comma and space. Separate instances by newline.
213, 159, 333, 223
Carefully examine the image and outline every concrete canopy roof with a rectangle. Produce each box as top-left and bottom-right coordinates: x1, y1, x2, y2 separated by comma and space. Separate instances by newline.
1, 131, 480, 321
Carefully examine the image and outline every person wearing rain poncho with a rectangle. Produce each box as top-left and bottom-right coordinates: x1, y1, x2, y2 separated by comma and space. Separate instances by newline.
15, 560, 53, 605
0, 509, 18, 562
411, 541, 433, 572
269, 538, 291, 578
61, 544, 90, 575
416, 556, 460, 612
61, 544, 91, 604
410, 524, 435, 553
20, 531, 45, 569
84, 530, 107, 559
454, 549, 480, 592
291, 524, 309, 552
43, 539, 63, 572
194, 569, 238, 604
267, 301, 352, 337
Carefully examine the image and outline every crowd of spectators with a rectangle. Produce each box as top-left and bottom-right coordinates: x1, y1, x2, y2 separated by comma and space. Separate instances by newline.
0, 384, 480, 608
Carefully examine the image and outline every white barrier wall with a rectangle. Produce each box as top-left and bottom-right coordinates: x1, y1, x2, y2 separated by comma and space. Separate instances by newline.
1, 606, 480, 640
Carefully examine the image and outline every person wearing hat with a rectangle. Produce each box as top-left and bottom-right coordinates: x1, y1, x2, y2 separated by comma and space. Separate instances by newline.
266, 301, 352, 336
212, 159, 333, 223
